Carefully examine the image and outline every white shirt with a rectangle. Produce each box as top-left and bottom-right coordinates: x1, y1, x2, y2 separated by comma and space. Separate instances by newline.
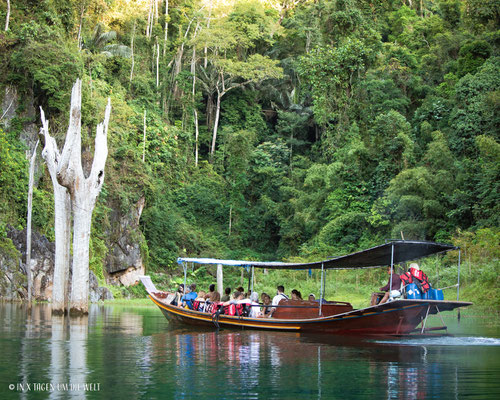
272, 292, 288, 306
248, 302, 260, 318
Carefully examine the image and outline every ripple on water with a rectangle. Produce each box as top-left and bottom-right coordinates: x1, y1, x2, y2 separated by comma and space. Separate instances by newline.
374, 336, 500, 346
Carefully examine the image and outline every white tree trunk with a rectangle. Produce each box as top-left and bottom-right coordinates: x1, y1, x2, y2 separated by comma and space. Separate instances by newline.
156, 38, 159, 88
40, 110, 72, 314
191, 45, 199, 166
26, 140, 39, 302
194, 109, 199, 166
130, 21, 136, 82
146, 0, 152, 38
210, 87, 222, 157
77, 4, 85, 50
163, 0, 169, 56
70, 194, 93, 314
142, 110, 147, 162
204, 0, 213, 68
5, 0, 10, 31
41, 80, 111, 315
52, 186, 71, 312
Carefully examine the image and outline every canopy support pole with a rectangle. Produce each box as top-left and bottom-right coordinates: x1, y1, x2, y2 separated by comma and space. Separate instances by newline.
457, 250, 461, 301
319, 262, 324, 316
217, 263, 223, 297
389, 243, 394, 292
250, 266, 255, 294
457, 249, 461, 321
182, 262, 188, 295
247, 267, 252, 294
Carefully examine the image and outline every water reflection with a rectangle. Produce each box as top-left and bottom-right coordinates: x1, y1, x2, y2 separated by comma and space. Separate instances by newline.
49, 314, 65, 400
159, 328, 442, 399
1, 304, 499, 400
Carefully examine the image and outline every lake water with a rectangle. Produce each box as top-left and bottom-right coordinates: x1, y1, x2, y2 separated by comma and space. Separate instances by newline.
1, 303, 500, 399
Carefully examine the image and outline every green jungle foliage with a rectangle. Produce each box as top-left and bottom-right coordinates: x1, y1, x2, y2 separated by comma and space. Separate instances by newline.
0, 0, 498, 306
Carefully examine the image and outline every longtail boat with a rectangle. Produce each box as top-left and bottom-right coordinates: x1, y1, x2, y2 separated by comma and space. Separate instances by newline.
141, 240, 472, 336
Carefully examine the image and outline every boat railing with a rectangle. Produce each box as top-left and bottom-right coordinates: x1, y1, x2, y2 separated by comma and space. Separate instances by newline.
151, 291, 353, 318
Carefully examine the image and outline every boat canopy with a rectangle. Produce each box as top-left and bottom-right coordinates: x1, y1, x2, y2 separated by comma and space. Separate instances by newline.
177, 240, 458, 270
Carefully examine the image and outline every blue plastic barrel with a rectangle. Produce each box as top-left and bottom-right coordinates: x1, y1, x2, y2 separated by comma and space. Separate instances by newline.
430, 289, 444, 300
405, 283, 422, 299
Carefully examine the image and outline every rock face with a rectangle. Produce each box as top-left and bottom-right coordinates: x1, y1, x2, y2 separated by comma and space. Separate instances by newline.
0, 238, 25, 300
89, 270, 113, 302
1, 86, 39, 156
1, 227, 113, 302
6, 227, 55, 301
105, 197, 146, 287
1, 86, 19, 130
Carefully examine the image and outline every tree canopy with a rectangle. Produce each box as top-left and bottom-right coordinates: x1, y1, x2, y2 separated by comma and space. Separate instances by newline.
0, 0, 498, 274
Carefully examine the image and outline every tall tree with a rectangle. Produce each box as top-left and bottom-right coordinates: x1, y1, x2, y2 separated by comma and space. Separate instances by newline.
26, 140, 39, 303
201, 55, 283, 158
4, 0, 10, 31
40, 80, 111, 315
40, 114, 72, 314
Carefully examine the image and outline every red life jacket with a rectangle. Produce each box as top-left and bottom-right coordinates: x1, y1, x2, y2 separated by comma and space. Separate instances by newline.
193, 300, 200, 311
224, 304, 237, 316
400, 272, 413, 284
400, 268, 431, 293
235, 303, 245, 316
209, 302, 222, 314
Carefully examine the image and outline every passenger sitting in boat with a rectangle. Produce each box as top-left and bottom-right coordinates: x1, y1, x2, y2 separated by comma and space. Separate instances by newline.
308, 293, 327, 303
221, 291, 245, 316
247, 292, 260, 318
226, 291, 244, 304
221, 287, 231, 302
181, 284, 198, 309
171, 284, 184, 306
206, 287, 221, 303
291, 289, 303, 300
400, 263, 430, 295
371, 266, 402, 306
205, 284, 219, 302
269, 285, 289, 317
201, 286, 221, 313
205, 284, 214, 298
260, 293, 272, 316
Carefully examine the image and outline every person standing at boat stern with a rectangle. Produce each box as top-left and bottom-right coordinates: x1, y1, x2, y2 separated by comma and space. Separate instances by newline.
269, 285, 289, 317
371, 266, 401, 305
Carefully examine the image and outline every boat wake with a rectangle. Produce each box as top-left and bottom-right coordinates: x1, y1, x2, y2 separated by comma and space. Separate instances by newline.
374, 336, 500, 346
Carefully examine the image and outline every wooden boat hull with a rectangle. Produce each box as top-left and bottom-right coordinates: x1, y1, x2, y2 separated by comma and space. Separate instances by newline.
149, 294, 472, 335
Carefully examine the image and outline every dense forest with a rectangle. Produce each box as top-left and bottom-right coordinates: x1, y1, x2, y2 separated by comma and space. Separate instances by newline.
0, 0, 498, 304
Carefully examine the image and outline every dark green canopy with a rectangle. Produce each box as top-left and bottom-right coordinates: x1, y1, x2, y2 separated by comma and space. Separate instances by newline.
177, 240, 458, 270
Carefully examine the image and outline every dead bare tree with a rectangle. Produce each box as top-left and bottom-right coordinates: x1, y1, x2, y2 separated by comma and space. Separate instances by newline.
40, 79, 111, 315
40, 112, 72, 314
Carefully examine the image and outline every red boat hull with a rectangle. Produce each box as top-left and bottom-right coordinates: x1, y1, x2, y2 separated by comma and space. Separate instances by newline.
149, 294, 472, 335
